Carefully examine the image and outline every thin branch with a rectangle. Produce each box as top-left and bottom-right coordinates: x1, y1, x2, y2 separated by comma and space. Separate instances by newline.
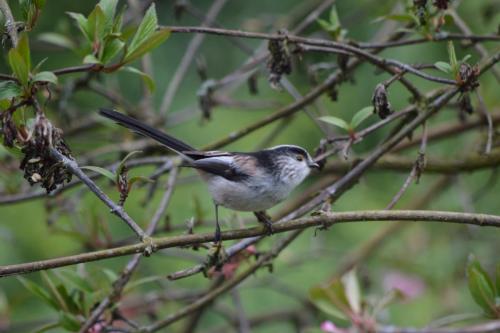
326, 148, 500, 174
475, 91, 493, 154
1, 209, 500, 278
159, 0, 228, 116
78, 168, 179, 333
385, 122, 428, 210
375, 320, 500, 333
50, 149, 146, 240
0, 0, 18, 47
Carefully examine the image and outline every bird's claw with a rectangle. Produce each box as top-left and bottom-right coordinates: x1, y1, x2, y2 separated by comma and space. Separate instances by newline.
141, 236, 156, 256
204, 242, 227, 272
254, 211, 274, 236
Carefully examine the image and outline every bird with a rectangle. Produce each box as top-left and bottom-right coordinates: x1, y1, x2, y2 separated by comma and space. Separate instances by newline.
99, 108, 319, 241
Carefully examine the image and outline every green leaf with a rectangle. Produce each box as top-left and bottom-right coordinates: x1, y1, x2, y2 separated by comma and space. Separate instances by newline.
496, 264, 500, 297
87, 4, 107, 42
124, 28, 170, 64
434, 61, 452, 74
81, 166, 115, 182
38, 33, 76, 50
67, 12, 91, 41
18, 277, 59, 310
328, 4, 341, 30
317, 18, 332, 31
8, 49, 29, 87
342, 269, 361, 313
447, 41, 458, 74
116, 150, 142, 176
310, 286, 348, 320
82, 54, 101, 64
33, 71, 58, 85
461, 54, 472, 64
372, 13, 418, 24
58, 311, 80, 331
17, 33, 31, 73
101, 37, 125, 64
101, 268, 118, 282
318, 116, 350, 131
129, 176, 154, 189
0, 81, 22, 101
98, 0, 118, 23
467, 255, 497, 317
351, 106, 374, 129
34, 0, 46, 9
128, 3, 158, 55
56, 270, 94, 293
122, 66, 155, 92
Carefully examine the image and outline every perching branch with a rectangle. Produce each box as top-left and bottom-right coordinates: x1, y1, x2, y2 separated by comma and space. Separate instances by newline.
1, 209, 499, 278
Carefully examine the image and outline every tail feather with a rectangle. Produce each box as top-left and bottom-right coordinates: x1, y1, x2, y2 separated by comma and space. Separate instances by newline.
99, 108, 196, 155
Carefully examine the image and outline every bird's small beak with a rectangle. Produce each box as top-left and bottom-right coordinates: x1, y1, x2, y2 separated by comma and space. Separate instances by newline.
308, 160, 320, 169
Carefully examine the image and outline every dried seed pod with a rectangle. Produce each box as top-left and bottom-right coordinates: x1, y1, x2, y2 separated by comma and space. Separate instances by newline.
267, 31, 292, 89
1, 111, 17, 148
372, 83, 393, 119
458, 93, 474, 115
433, 0, 449, 10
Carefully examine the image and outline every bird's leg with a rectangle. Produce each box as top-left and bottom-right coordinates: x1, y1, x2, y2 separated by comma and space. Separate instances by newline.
254, 211, 274, 236
214, 203, 221, 244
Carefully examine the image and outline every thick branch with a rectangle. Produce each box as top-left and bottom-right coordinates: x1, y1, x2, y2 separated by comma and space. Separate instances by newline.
1, 209, 499, 278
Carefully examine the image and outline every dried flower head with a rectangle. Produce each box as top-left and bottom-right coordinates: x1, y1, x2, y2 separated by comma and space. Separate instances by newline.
372, 83, 393, 119
457, 63, 480, 92
19, 115, 72, 193
197, 79, 217, 121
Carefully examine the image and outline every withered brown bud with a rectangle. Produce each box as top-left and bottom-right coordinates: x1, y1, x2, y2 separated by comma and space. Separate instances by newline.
117, 166, 129, 206
433, 0, 449, 10
372, 83, 393, 119
458, 93, 474, 115
267, 31, 292, 89
327, 84, 338, 102
20, 115, 72, 193
173, 0, 188, 21
337, 54, 349, 73
313, 140, 328, 170
1, 111, 17, 148
414, 0, 428, 25
457, 63, 480, 92
197, 79, 217, 121
247, 72, 259, 95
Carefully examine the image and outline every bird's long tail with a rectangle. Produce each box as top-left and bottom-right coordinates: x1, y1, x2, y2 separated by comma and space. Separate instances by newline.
99, 108, 196, 156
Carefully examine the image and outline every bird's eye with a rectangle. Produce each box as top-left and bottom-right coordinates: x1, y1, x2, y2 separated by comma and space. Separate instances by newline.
295, 154, 304, 162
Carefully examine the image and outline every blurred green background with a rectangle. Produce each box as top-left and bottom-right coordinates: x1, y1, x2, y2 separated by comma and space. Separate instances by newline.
0, 0, 499, 331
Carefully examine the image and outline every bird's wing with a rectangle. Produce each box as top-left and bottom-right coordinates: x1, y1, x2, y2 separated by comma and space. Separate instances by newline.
191, 155, 251, 181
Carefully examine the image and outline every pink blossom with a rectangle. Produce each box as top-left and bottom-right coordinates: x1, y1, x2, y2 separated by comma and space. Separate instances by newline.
320, 321, 348, 333
383, 271, 426, 300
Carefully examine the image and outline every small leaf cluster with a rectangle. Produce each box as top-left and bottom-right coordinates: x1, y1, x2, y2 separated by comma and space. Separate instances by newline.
67, 0, 170, 91
317, 4, 348, 41
319, 106, 374, 138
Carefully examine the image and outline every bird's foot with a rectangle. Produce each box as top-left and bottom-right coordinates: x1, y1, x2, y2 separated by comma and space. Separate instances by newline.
254, 211, 274, 236
203, 241, 227, 274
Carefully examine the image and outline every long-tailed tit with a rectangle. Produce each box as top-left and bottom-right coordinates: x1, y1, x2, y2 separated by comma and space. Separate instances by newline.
99, 108, 319, 241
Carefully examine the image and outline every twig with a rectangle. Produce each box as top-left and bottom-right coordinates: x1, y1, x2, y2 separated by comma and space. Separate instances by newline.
385, 122, 428, 210
159, 0, 228, 116
0, 0, 18, 47
50, 149, 146, 240
475, 91, 493, 154
375, 320, 500, 333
